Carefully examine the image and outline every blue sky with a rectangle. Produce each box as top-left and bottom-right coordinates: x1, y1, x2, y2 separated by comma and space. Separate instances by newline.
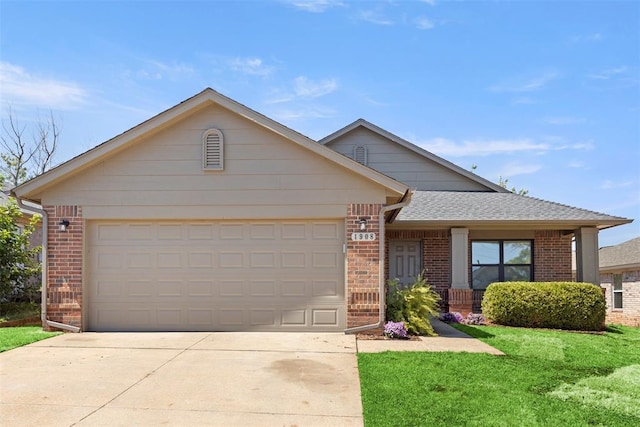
1, 0, 638, 247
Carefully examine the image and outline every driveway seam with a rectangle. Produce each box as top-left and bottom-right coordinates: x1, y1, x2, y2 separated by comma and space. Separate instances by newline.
69, 333, 213, 426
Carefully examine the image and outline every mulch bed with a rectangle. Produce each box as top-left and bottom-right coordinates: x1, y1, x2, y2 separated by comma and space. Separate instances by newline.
356, 332, 421, 341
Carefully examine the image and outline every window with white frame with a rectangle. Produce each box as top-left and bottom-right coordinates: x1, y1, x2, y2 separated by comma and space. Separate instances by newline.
613, 274, 623, 309
471, 240, 533, 289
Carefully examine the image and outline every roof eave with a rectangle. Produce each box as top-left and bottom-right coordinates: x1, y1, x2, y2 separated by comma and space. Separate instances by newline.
389, 218, 633, 230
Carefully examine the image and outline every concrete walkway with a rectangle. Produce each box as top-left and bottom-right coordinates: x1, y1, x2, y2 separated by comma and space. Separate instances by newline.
1, 332, 363, 426
356, 319, 504, 355
1, 322, 502, 426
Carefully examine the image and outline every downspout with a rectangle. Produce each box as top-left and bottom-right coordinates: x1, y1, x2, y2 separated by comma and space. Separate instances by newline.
13, 195, 80, 333
344, 189, 414, 334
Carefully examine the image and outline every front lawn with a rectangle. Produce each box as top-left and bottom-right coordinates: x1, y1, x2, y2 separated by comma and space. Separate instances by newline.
358, 324, 640, 426
0, 326, 61, 352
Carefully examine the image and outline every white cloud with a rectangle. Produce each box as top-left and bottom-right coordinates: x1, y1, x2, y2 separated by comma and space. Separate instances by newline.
588, 66, 628, 80
358, 10, 394, 26
498, 162, 543, 177
0, 61, 88, 109
571, 33, 603, 43
269, 106, 336, 121
293, 76, 337, 98
417, 135, 594, 157
267, 76, 338, 104
415, 17, 435, 30
123, 59, 194, 82
599, 180, 635, 190
288, 0, 345, 13
229, 57, 274, 77
567, 160, 587, 169
421, 0, 437, 5
543, 116, 586, 125
490, 72, 559, 92
418, 137, 549, 157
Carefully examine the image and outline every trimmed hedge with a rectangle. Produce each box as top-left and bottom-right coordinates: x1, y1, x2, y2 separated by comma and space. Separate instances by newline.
482, 282, 605, 331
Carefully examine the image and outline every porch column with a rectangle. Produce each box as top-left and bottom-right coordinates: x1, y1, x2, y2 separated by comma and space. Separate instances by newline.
450, 228, 469, 288
449, 227, 473, 315
575, 227, 600, 285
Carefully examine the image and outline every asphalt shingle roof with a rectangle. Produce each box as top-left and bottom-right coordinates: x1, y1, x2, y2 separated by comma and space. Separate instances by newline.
396, 191, 631, 226
599, 237, 640, 269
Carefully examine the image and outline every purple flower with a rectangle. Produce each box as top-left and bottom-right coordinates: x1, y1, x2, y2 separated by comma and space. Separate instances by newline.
464, 313, 486, 325
440, 312, 464, 323
384, 321, 408, 339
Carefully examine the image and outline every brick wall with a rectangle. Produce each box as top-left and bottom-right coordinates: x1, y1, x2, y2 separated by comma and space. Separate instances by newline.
534, 230, 573, 281
346, 204, 382, 328
44, 206, 83, 330
601, 270, 640, 327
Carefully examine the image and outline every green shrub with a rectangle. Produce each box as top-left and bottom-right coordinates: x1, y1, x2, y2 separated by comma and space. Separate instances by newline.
386, 273, 441, 336
482, 281, 605, 331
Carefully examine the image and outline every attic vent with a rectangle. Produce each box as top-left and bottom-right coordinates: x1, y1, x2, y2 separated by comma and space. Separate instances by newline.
202, 129, 224, 170
353, 146, 367, 165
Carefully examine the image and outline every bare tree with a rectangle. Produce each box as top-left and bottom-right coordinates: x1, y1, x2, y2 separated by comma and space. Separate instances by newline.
1, 107, 60, 187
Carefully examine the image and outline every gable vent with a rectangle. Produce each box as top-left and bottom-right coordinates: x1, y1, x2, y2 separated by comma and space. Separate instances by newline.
353, 146, 367, 165
202, 129, 224, 170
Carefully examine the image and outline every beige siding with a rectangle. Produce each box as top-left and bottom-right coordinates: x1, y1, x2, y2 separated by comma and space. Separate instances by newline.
42, 105, 388, 219
328, 127, 489, 191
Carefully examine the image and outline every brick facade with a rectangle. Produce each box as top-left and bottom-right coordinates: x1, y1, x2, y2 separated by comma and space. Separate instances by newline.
601, 270, 640, 327
346, 203, 382, 328
44, 206, 83, 330
384, 228, 575, 315
534, 230, 573, 282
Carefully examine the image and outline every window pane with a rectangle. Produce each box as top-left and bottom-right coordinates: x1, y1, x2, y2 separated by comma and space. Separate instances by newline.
613, 274, 623, 290
505, 266, 531, 282
472, 266, 499, 289
613, 291, 623, 309
504, 241, 531, 264
472, 241, 500, 264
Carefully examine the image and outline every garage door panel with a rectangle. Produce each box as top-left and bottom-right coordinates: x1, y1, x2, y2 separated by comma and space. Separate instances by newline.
87, 220, 345, 331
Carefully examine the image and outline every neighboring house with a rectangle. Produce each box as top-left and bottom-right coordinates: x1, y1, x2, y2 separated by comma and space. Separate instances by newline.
599, 237, 640, 327
12, 89, 632, 332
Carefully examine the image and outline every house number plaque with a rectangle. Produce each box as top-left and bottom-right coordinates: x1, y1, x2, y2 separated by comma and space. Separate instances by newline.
351, 232, 376, 241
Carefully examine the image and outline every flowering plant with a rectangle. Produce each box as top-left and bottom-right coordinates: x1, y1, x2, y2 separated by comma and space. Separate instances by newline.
440, 312, 464, 323
384, 321, 408, 339
464, 313, 486, 325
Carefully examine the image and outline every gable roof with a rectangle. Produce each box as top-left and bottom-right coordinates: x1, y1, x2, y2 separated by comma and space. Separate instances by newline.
319, 118, 508, 193
395, 190, 633, 229
599, 237, 640, 270
13, 89, 408, 202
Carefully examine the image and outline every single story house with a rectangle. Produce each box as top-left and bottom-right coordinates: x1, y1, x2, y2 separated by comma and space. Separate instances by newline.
12, 88, 632, 332
599, 237, 640, 327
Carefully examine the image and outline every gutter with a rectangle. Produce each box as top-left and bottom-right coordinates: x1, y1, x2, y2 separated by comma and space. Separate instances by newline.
344, 189, 414, 334
12, 194, 80, 333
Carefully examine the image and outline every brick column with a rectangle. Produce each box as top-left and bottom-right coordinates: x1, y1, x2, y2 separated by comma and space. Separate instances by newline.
44, 206, 83, 330
346, 203, 382, 328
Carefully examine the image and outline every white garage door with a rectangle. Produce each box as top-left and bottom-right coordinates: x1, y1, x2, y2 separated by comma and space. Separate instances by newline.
86, 220, 345, 332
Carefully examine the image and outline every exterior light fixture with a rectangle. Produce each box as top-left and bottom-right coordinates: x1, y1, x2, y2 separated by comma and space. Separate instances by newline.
59, 219, 70, 232
358, 218, 367, 231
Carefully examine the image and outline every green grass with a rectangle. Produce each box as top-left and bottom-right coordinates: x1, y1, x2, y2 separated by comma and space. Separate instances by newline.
0, 326, 61, 352
358, 324, 640, 426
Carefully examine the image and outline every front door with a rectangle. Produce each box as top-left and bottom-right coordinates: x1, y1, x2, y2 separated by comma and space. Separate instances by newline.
389, 240, 422, 287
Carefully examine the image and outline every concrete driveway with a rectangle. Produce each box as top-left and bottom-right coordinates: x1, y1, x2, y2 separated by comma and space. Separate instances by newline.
0, 332, 363, 426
